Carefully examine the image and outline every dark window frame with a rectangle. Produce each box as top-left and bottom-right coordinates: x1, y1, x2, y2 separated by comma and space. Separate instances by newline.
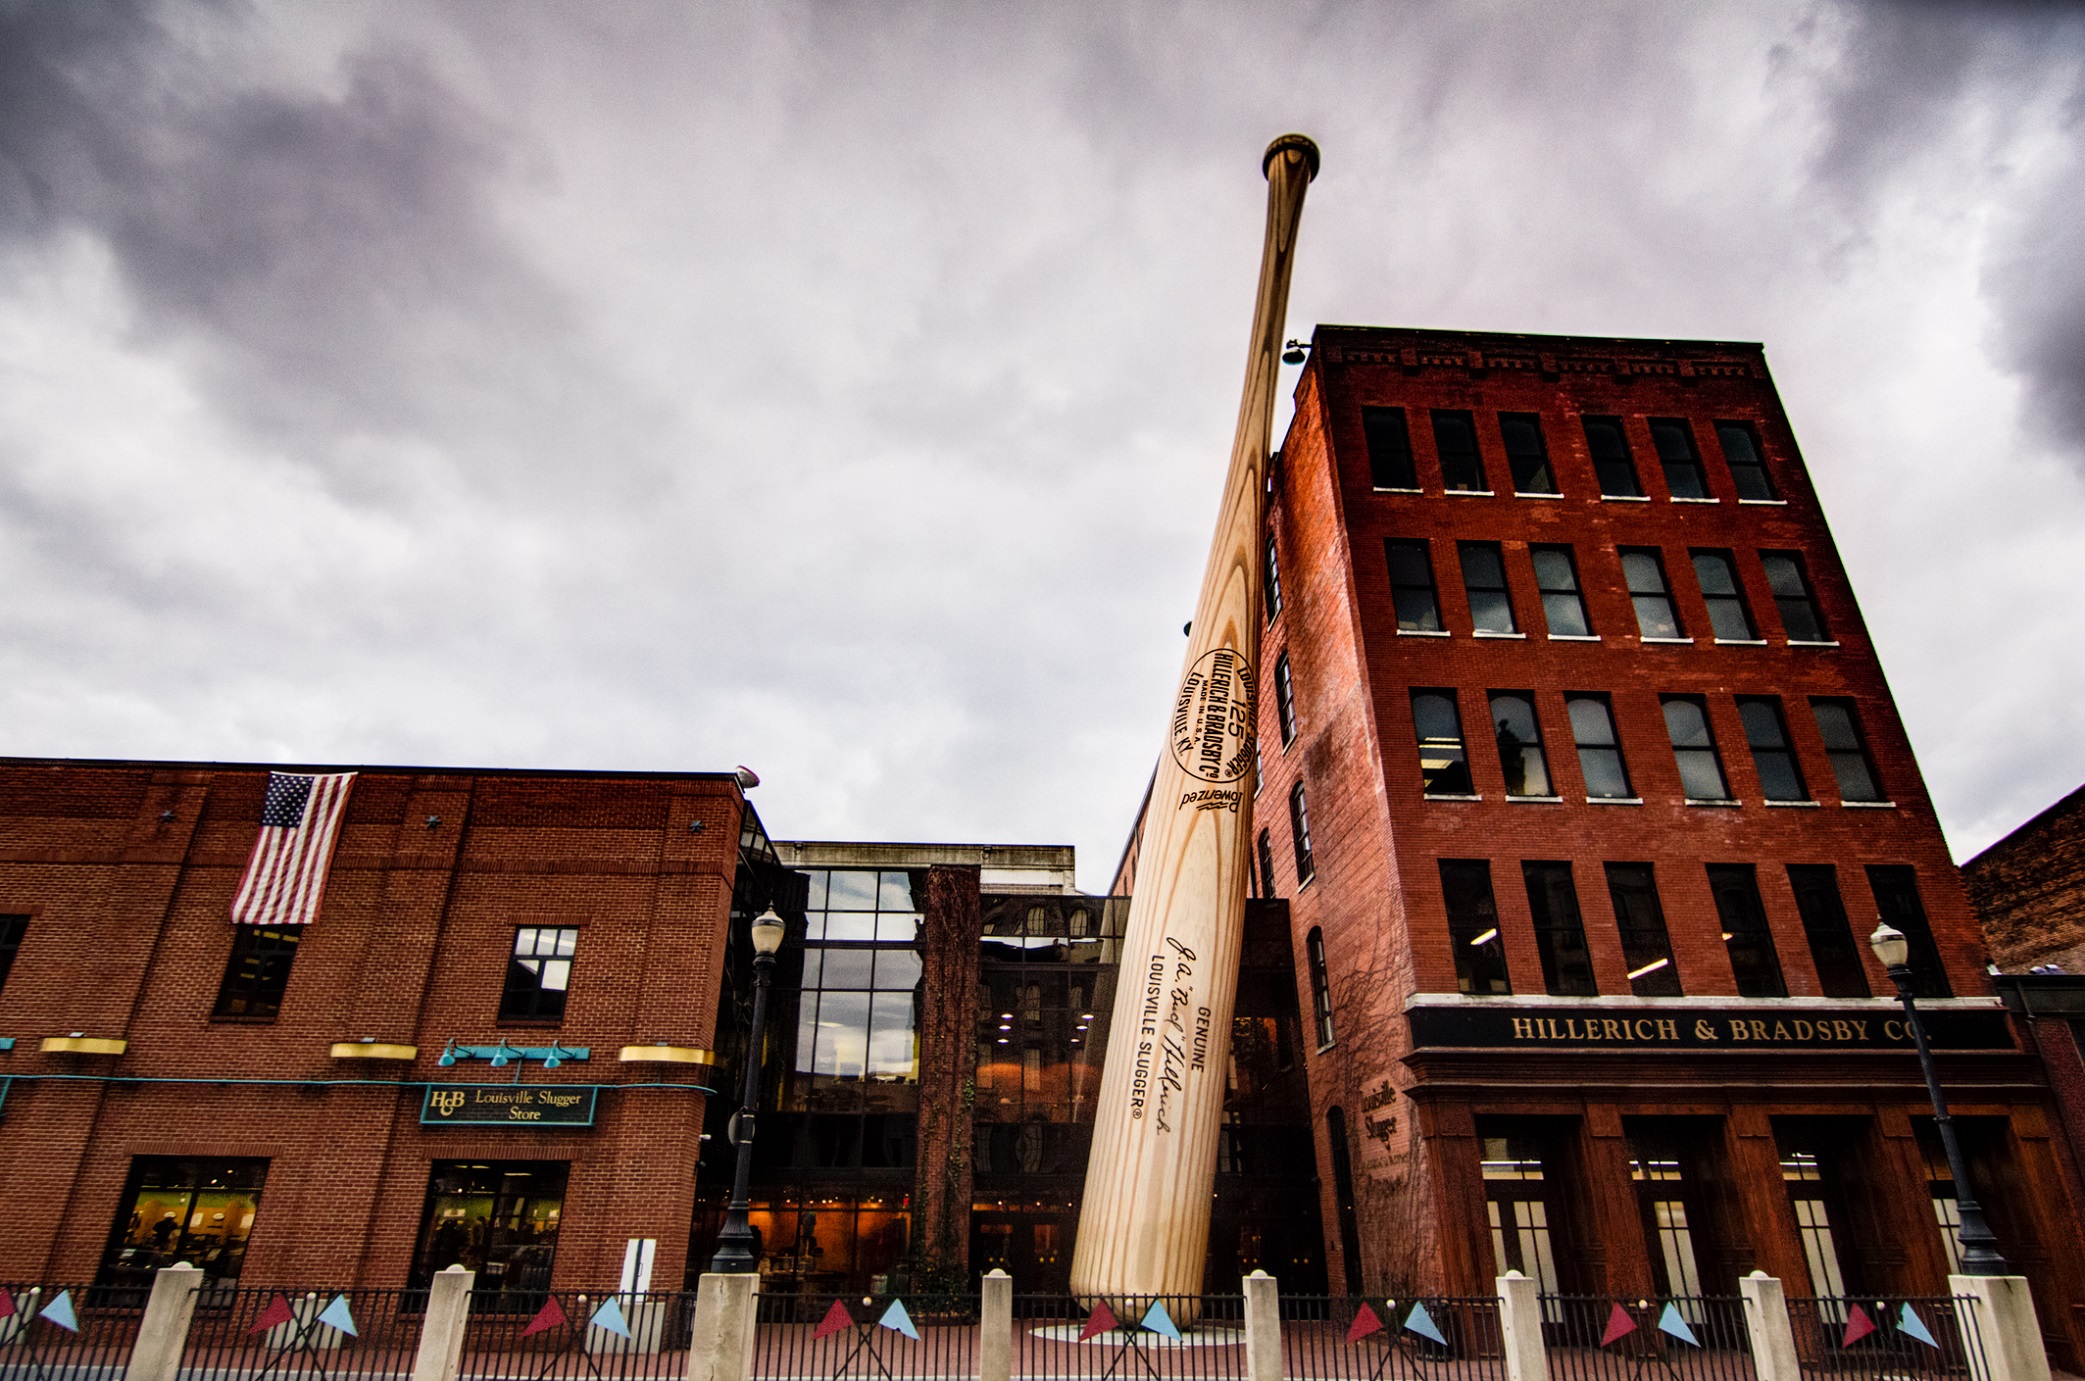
1762, 551, 1830, 643
1622, 547, 1686, 640
1256, 830, 1278, 901
1363, 406, 1418, 490
1524, 861, 1597, 997
1275, 652, 1298, 746
1531, 545, 1592, 637
1811, 698, 1886, 803
1306, 927, 1336, 1049
1490, 690, 1554, 799
1737, 696, 1809, 802
1431, 409, 1488, 493
1413, 689, 1476, 797
1264, 534, 1283, 624
212, 925, 302, 1021
1289, 782, 1315, 885
1459, 541, 1519, 635
1715, 421, 1779, 501
0, 914, 27, 995
500, 925, 579, 1022
1567, 693, 1634, 800
1662, 696, 1734, 803
1708, 863, 1788, 998
1649, 417, 1711, 499
1691, 549, 1759, 642
1385, 539, 1444, 633
1441, 859, 1512, 995
1788, 865, 1870, 998
1606, 863, 1683, 997
97, 1156, 270, 1291
1500, 413, 1559, 495
1584, 416, 1644, 497
1868, 866, 1951, 998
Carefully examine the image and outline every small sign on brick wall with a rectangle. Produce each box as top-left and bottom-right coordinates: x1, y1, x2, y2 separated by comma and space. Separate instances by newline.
421, 1084, 598, 1127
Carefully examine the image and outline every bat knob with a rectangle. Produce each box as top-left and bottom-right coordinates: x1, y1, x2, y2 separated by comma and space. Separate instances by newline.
1263, 133, 1320, 181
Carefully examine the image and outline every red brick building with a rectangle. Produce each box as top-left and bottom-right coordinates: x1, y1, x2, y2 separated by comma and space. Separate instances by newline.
1242, 325, 2085, 1360
0, 758, 766, 1295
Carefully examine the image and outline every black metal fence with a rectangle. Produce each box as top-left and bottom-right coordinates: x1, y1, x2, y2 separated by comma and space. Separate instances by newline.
0, 1283, 143, 1381
1784, 1297, 1984, 1381
1540, 1297, 1757, 1381
457, 1289, 696, 1380
1280, 1296, 1506, 1381
179, 1288, 428, 1381
1007, 1294, 1245, 1381
752, 1293, 979, 1381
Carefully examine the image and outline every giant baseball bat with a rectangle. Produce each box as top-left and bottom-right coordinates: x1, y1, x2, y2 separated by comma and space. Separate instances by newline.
1070, 133, 1319, 1308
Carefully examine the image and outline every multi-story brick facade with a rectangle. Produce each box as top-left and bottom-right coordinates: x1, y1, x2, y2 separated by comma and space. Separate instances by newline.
0, 757, 766, 1293
1239, 325, 2085, 1362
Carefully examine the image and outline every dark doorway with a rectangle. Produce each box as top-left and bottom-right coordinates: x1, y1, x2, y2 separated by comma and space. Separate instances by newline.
412, 1161, 568, 1301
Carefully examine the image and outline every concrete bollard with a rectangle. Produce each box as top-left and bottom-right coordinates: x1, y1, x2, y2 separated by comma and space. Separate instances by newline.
126, 1263, 206, 1381
1243, 1270, 1280, 1381
981, 1270, 1012, 1381
687, 1273, 761, 1381
1737, 1272, 1799, 1381
1951, 1275, 2052, 1381
1495, 1271, 1547, 1381
410, 1265, 475, 1381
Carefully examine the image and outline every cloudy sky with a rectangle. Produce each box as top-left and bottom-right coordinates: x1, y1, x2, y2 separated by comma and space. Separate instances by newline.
4, 2, 2083, 890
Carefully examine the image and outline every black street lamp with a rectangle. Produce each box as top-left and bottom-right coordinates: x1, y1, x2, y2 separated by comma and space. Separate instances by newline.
1869, 921, 2010, 1276
710, 906, 787, 1273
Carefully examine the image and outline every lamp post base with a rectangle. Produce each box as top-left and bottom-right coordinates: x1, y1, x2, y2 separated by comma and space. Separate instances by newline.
710, 1215, 760, 1274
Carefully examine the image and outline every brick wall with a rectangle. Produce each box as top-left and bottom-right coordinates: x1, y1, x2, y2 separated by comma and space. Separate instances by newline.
1964, 783, 2085, 970
0, 757, 747, 1289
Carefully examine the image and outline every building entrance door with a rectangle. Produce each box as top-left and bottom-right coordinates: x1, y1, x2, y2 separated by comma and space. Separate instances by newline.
1627, 1128, 1710, 1307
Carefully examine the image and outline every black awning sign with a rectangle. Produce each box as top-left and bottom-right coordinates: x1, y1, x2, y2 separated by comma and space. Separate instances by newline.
1407, 1005, 2013, 1052
421, 1084, 598, 1127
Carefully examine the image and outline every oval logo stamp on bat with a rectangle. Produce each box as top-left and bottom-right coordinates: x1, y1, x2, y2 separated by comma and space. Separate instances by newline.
1170, 647, 1256, 786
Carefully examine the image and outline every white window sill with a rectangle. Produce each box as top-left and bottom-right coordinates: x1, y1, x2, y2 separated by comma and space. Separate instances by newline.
1374, 486, 1423, 495
1472, 630, 1526, 640
1641, 636, 1694, 645
1714, 638, 1769, 646
1445, 489, 1495, 497
1315, 1041, 1337, 1054
1549, 633, 1601, 642
1398, 628, 1451, 638
1787, 639, 1840, 648
1763, 799, 1820, 808
1686, 798, 1742, 808
1507, 795, 1564, 804
1588, 796, 1643, 805
1738, 498, 1788, 506
1842, 800, 1897, 810
1424, 793, 1483, 802
1602, 494, 1650, 502
1515, 492, 1564, 500
1671, 496, 1721, 504
1296, 873, 1316, 893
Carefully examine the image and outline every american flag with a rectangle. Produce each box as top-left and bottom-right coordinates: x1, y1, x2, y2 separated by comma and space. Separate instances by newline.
230, 771, 357, 927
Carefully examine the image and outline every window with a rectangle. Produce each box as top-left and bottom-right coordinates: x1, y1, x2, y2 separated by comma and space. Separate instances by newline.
1500, 413, 1558, 494
1716, 422, 1777, 500
1584, 417, 1643, 497
1811, 699, 1885, 802
1257, 830, 1278, 900
1606, 864, 1682, 996
1412, 690, 1475, 796
1432, 409, 1487, 492
0, 914, 27, 994
1490, 692, 1552, 798
1363, 406, 1417, 489
1779, 1139, 1850, 1302
1737, 697, 1809, 801
1788, 865, 1870, 998
1306, 927, 1336, 1048
1275, 652, 1298, 745
1708, 864, 1787, 997
1524, 862, 1597, 996
1459, 542, 1518, 634
1663, 697, 1732, 801
1761, 551, 1829, 642
1385, 539, 1443, 632
1289, 783, 1315, 884
1622, 549, 1685, 639
1441, 860, 1511, 995
793, 870, 924, 1101
1649, 418, 1709, 498
1868, 866, 1950, 998
98, 1157, 268, 1291
1691, 550, 1758, 641
212, 926, 301, 1020
1567, 694, 1633, 799
1264, 534, 1283, 623
1483, 1135, 1563, 1296
501, 926, 578, 1020
1531, 546, 1591, 637
412, 1161, 567, 1298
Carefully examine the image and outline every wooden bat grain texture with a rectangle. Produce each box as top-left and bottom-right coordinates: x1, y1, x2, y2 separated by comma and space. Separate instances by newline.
1069, 134, 1318, 1311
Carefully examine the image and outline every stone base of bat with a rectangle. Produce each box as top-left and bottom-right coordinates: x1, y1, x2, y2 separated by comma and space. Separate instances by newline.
1028, 1324, 1243, 1347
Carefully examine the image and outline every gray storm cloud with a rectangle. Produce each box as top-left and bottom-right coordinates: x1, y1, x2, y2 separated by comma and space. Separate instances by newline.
1, 0, 2082, 884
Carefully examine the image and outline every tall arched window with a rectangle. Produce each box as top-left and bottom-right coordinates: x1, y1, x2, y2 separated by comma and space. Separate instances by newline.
1276, 654, 1298, 746
1289, 783, 1315, 884
1306, 928, 1336, 1049
1264, 534, 1284, 623
1256, 830, 1278, 901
